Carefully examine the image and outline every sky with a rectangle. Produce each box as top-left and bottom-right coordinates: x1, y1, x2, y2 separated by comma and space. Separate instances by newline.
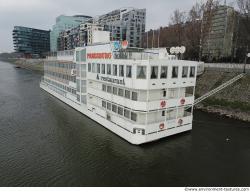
0, 0, 236, 52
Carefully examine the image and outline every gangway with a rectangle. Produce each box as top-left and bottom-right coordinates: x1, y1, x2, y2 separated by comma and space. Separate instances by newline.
194, 73, 246, 106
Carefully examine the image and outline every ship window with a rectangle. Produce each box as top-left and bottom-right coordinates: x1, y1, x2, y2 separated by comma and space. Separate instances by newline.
107, 86, 112, 93
126, 65, 132, 78
113, 87, 118, 95
131, 112, 137, 122
132, 92, 138, 101
76, 51, 80, 62
168, 88, 178, 99
172, 66, 179, 78
101, 64, 105, 74
125, 90, 131, 99
124, 109, 130, 118
113, 64, 118, 76
118, 88, 124, 97
97, 63, 101, 73
160, 66, 168, 78
102, 101, 106, 108
166, 109, 177, 120
81, 95, 87, 104
150, 66, 158, 79
162, 111, 165, 116
88, 63, 91, 72
107, 64, 111, 75
137, 66, 146, 79
118, 107, 123, 115
190, 66, 195, 77
92, 63, 97, 73
102, 84, 106, 92
107, 102, 111, 110
182, 66, 188, 78
112, 104, 117, 113
163, 90, 167, 97
119, 65, 124, 77
81, 49, 86, 62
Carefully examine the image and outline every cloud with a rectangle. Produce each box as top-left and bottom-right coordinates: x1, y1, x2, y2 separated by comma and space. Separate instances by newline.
0, 0, 196, 52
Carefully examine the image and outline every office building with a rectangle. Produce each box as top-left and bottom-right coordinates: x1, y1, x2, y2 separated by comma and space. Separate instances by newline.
12, 26, 50, 57
98, 8, 146, 48
50, 15, 92, 51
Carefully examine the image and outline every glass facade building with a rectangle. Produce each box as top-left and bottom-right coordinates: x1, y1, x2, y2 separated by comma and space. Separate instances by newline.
12, 26, 50, 57
50, 15, 92, 52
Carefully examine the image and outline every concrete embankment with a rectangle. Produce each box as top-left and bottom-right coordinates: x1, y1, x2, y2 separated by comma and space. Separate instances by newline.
196, 68, 250, 122
6, 58, 44, 74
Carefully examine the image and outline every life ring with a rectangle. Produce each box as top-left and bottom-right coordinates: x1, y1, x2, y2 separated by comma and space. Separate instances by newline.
180, 98, 185, 105
160, 100, 166, 108
159, 123, 165, 129
178, 119, 183, 125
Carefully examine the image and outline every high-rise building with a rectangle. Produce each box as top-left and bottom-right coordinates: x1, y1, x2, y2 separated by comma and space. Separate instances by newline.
98, 8, 146, 48
12, 26, 50, 57
201, 5, 250, 62
50, 15, 92, 52
57, 22, 105, 51
56, 8, 146, 51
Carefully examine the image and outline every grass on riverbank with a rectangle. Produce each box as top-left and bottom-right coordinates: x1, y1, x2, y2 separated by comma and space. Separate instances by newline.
200, 97, 250, 112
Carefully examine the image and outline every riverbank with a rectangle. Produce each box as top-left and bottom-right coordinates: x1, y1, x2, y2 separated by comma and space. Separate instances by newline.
1, 58, 44, 74
195, 70, 250, 122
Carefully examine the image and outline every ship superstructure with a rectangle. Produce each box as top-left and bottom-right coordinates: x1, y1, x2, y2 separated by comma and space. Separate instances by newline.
40, 39, 198, 145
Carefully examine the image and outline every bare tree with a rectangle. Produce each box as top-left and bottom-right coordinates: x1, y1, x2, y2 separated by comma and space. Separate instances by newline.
237, 0, 250, 15
169, 9, 187, 46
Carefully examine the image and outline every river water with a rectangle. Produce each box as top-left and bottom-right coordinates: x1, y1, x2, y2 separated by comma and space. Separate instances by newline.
0, 61, 250, 186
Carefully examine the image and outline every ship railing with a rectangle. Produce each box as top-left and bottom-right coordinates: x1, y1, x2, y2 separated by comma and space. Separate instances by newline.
113, 51, 159, 60
46, 50, 74, 60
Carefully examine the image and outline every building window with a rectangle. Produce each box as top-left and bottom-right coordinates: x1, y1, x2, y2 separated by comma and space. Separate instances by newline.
110, 104, 117, 113
107, 86, 112, 93
107, 64, 111, 75
101, 64, 105, 74
97, 63, 101, 73
102, 84, 106, 92
172, 66, 178, 78
113, 64, 117, 76
112, 87, 118, 95
118, 107, 123, 116
88, 63, 91, 72
124, 109, 130, 119
190, 66, 195, 77
107, 102, 111, 110
118, 88, 124, 97
102, 101, 106, 108
125, 90, 131, 99
150, 66, 158, 79
160, 66, 168, 78
126, 65, 132, 78
137, 66, 146, 79
131, 112, 137, 122
132, 92, 138, 101
182, 66, 188, 78
119, 65, 124, 77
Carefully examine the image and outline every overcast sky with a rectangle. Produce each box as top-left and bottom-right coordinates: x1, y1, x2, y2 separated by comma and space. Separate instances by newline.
0, 0, 236, 52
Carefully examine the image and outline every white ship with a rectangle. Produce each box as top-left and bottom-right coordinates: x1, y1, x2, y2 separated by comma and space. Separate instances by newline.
40, 33, 198, 145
